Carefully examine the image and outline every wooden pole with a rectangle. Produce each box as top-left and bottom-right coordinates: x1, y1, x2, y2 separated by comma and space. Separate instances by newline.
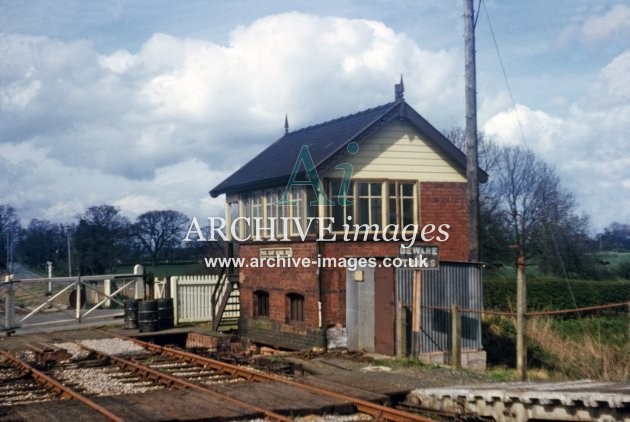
516, 210, 527, 380
412, 271, 422, 356
464, 0, 480, 262
4, 278, 15, 330
451, 304, 462, 368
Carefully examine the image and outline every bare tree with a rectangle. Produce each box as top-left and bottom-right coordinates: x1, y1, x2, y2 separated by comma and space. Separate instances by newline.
134, 210, 189, 267
74, 205, 131, 274
0, 205, 20, 271
493, 145, 593, 276
446, 128, 594, 273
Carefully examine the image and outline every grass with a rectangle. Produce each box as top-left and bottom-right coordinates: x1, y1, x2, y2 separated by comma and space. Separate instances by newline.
528, 317, 630, 380
551, 316, 629, 347
483, 314, 630, 381
594, 251, 630, 269
372, 357, 431, 369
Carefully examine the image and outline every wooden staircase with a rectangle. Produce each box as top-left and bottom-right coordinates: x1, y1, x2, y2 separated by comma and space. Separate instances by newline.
211, 272, 240, 332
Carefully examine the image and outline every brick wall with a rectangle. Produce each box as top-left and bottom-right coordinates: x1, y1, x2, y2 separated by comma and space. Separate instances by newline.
239, 242, 319, 325
241, 318, 325, 350
420, 182, 469, 261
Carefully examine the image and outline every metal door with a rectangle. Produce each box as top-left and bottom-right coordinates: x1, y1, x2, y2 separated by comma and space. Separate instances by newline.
346, 265, 375, 352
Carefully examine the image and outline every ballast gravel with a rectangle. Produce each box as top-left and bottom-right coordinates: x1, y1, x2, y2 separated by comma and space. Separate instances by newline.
79, 338, 147, 356
51, 367, 163, 396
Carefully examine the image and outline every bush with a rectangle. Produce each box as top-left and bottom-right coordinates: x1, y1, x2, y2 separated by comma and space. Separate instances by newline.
484, 278, 630, 311
617, 261, 630, 280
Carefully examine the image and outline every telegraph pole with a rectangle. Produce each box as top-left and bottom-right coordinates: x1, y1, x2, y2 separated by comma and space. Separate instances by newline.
464, 0, 480, 262
515, 212, 527, 381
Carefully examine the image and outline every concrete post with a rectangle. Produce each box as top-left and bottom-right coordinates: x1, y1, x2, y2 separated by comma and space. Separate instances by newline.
75, 278, 82, 322
103, 279, 111, 308
451, 304, 462, 368
133, 264, 144, 300
170, 276, 178, 326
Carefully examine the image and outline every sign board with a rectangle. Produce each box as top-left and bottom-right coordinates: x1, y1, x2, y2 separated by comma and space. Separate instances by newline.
260, 247, 293, 259
399, 245, 440, 270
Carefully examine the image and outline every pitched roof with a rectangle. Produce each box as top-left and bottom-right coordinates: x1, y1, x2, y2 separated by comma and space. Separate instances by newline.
210, 99, 487, 197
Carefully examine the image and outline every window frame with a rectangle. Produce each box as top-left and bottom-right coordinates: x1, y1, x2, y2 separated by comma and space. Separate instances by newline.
327, 179, 417, 233
253, 290, 270, 319
286, 292, 305, 323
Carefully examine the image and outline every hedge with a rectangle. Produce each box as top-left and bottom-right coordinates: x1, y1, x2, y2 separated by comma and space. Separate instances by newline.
484, 278, 630, 311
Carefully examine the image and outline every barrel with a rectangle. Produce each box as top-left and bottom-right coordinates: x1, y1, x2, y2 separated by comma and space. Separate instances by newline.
157, 298, 174, 330
137, 300, 159, 332
123, 299, 139, 329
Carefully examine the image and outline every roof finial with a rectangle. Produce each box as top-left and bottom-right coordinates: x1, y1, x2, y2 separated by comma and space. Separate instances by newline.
284, 114, 289, 134
395, 74, 405, 101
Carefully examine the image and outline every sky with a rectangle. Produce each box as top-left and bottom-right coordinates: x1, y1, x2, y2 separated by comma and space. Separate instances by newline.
0, 0, 628, 233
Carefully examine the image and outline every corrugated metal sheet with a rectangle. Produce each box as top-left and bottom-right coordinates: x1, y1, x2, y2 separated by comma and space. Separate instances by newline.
346, 267, 375, 352
397, 262, 483, 353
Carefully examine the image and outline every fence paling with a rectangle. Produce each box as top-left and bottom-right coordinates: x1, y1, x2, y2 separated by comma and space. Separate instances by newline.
167, 274, 239, 325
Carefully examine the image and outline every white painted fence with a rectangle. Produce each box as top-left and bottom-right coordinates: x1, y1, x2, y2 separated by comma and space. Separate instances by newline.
157, 275, 239, 325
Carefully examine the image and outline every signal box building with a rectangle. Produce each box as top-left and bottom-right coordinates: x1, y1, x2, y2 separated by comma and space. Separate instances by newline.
210, 84, 487, 368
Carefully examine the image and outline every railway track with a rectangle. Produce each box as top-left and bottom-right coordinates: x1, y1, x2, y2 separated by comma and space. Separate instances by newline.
109, 332, 434, 422
0, 349, 123, 421
0, 334, 436, 421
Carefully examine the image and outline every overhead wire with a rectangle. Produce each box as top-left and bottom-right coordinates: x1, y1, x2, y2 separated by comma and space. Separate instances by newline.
480, 0, 528, 151
479, 0, 587, 333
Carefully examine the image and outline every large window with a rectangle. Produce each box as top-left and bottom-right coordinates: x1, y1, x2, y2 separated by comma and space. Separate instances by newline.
235, 187, 318, 239
328, 180, 416, 231
388, 182, 415, 226
253, 290, 269, 318
357, 182, 382, 226
286, 293, 304, 322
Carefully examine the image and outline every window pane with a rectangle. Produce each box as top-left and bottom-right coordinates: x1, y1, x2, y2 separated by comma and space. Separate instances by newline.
402, 198, 413, 226
332, 201, 344, 231
357, 198, 369, 224
288, 294, 304, 322
371, 182, 381, 196
358, 182, 369, 196
330, 181, 340, 197
388, 198, 397, 225
370, 198, 381, 225
402, 183, 414, 197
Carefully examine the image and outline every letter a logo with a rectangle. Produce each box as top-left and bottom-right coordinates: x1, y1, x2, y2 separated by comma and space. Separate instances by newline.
279, 145, 334, 206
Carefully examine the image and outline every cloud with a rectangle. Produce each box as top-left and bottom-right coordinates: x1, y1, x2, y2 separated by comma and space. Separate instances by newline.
483, 50, 630, 231
2, 13, 461, 225
581, 4, 630, 43
554, 4, 630, 47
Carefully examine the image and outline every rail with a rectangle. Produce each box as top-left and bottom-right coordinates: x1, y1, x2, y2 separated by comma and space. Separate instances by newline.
75, 341, 291, 422
116, 333, 434, 422
0, 349, 123, 422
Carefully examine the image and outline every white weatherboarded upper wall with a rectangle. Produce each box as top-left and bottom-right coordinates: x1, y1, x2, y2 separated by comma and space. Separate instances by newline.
323, 120, 466, 182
